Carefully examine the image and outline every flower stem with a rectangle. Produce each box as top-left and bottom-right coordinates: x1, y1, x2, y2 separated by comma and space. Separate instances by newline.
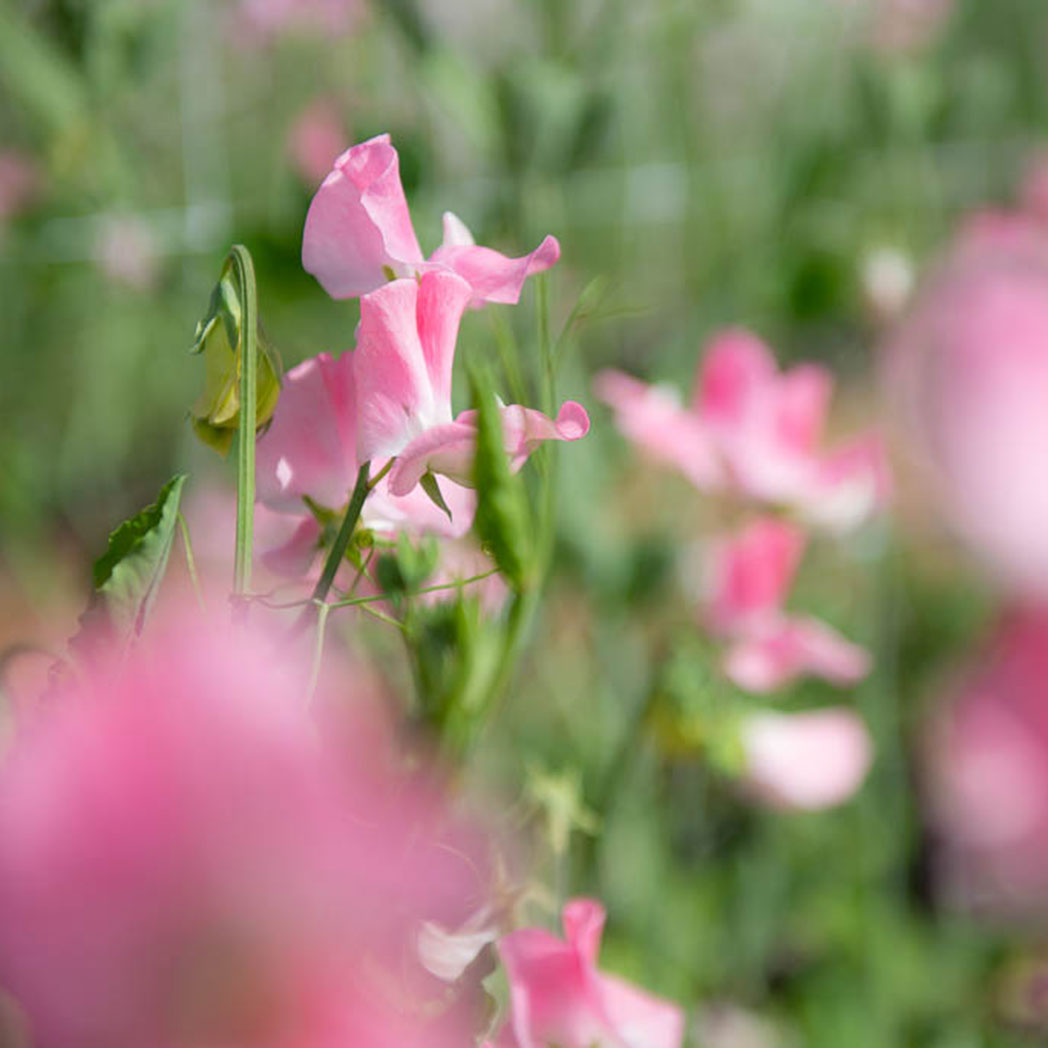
310, 461, 371, 605
229, 244, 258, 601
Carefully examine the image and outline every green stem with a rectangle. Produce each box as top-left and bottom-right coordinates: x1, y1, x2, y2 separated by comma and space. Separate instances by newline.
311, 462, 371, 605
229, 244, 258, 601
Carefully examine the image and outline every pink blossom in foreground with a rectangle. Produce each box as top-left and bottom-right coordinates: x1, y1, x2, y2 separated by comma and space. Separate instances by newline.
0, 613, 487, 1048
887, 210, 1048, 595
740, 708, 873, 811
597, 329, 889, 531
287, 98, 350, 188
700, 518, 871, 693
493, 899, 684, 1048
354, 271, 589, 496
302, 134, 559, 306
927, 609, 1048, 912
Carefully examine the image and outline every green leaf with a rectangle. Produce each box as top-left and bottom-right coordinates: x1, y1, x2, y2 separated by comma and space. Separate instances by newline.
85, 473, 187, 643
420, 471, 453, 522
469, 366, 533, 590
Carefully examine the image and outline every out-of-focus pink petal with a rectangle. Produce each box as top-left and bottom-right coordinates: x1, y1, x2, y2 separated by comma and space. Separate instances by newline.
693, 328, 778, 424
724, 617, 871, 693
0, 151, 39, 223
495, 899, 684, 1048
259, 513, 322, 577
355, 272, 471, 461
773, 365, 832, 456
302, 134, 425, 299
740, 708, 873, 811
561, 898, 605, 965
257, 351, 358, 513
925, 608, 1048, 910
430, 228, 561, 307
0, 611, 486, 1048
804, 433, 892, 533
594, 369, 721, 489
598, 972, 687, 1048
388, 402, 590, 496
287, 97, 349, 188
702, 519, 806, 635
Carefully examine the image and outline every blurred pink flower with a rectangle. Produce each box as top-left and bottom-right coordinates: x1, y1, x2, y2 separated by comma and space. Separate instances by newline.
0, 613, 488, 1048
597, 329, 889, 532
287, 98, 350, 188
740, 708, 873, 811
868, 0, 955, 54
493, 899, 684, 1048
927, 608, 1048, 911
94, 215, 160, 291
0, 150, 39, 229
888, 210, 1048, 596
700, 518, 871, 693
231, 0, 362, 45
354, 271, 589, 496
302, 134, 560, 306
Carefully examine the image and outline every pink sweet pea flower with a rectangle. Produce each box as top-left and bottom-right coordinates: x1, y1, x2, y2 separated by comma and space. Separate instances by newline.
0, 612, 487, 1048
740, 708, 873, 811
701, 518, 871, 693
353, 271, 589, 496
256, 349, 477, 564
926, 608, 1048, 911
302, 134, 559, 307
597, 329, 888, 531
494, 899, 684, 1048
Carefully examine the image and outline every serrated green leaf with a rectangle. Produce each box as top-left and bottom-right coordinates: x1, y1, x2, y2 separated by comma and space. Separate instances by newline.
88, 473, 187, 640
469, 366, 532, 590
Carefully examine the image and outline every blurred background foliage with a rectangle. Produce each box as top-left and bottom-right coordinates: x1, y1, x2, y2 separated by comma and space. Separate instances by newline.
2, 0, 1047, 1044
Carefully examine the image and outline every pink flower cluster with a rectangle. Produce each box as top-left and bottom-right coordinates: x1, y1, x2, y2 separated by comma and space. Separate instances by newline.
598, 329, 886, 809
256, 134, 589, 593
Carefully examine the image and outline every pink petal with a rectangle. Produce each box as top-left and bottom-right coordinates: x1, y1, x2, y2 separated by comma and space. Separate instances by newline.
259, 513, 323, 577
366, 474, 476, 539
430, 215, 561, 306
693, 328, 778, 424
724, 616, 872, 694
354, 272, 471, 461
257, 351, 358, 513
562, 898, 605, 965
804, 433, 891, 532
772, 364, 832, 456
702, 519, 806, 635
598, 972, 687, 1048
388, 402, 591, 496
740, 708, 873, 810
301, 133, 425, 299
594, 369, 720, 489
496, 899, 684, 1048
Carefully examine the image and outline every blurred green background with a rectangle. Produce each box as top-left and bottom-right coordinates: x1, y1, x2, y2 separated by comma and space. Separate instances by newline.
3, 0, 1047, 1044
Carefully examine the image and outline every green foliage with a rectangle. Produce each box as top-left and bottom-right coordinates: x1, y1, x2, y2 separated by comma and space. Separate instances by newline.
470, 366, 533, 591
78, 472, 186, 648
190, 257, 281, 456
